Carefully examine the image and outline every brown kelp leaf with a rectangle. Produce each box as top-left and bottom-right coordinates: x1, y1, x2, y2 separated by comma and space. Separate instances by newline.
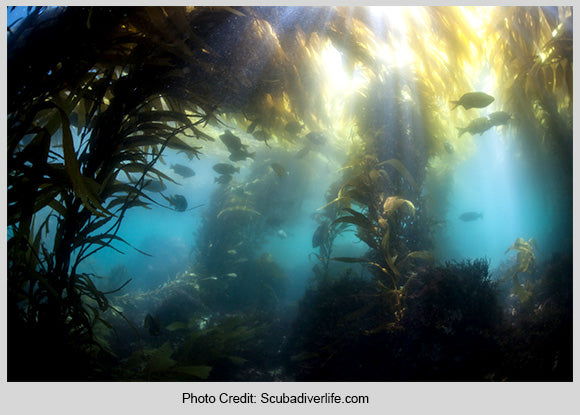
382, 196, 415, 216
378, 159, 417, 189
380, 226, 399, 276
331, 209, 374, 231
330, 256, 372, 264
217, 206, 262, 219
397, 250, 434, 270
80, 233, 152, 257
54, 103, 111, 217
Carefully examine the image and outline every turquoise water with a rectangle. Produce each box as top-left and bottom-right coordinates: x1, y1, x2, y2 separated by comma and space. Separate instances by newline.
437, 126, 571, 272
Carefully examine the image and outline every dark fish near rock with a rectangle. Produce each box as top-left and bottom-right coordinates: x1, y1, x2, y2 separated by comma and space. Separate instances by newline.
488, 111, 512, 126
285, 120, 304, 135
213, 163, 240, 175
450, 92, 495, 110
312, 222, 330, 248
459, 211, 483, 221
220, 130, 255, 161
457, 117, 493, 137
171, 163, 195, 178
144, 313, 161, 336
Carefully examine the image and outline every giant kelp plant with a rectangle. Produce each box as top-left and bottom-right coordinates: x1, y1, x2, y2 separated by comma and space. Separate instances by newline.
7, 6, 572, 381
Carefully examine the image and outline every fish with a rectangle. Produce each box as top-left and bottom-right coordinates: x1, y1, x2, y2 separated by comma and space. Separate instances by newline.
219, 130, 245, 152
246, 119, 260, 134
171, 163, 195, 178
143, 179, 167, 192
271, 162, 287, 177
312, 222, 330, 248
214, 174, 233, 184
252, 130, 271, 147
295, 146, 310, 159
225, 273, 237, 278
457, 117, 493, 137
277, 229, 288, 239
459, 211, 483, 221
285, 121, 304, 135
305, 131, 326, 146
450, 92, 495, 110
167, 194, 188, 211
213, 163, 240, 175
488, 111, 512, 126
443, 141, 454, 154
227, 249, 238, 255
144, 313, 161, 336
228, 149, 255, 162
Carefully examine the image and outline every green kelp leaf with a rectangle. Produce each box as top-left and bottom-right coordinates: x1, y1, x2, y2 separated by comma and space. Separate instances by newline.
379, 159, 417, 190
146, 342, 176, 373
54, 103, 111, 217
173, 365, 212, 379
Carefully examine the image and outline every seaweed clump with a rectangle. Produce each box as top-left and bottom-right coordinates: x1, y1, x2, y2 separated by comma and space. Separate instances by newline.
287, 259, 502, 381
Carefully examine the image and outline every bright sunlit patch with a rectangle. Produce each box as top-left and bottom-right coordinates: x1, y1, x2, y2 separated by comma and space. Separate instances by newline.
321, 43, 349, 89
320, 42, 369, 96
459, 6, 492, 36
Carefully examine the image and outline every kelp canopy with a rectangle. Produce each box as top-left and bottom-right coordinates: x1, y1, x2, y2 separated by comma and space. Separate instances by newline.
7, 6, 572, 380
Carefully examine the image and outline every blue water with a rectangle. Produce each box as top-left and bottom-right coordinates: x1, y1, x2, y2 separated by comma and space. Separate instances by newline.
436, 126, 570, 272
74, 122, 570, 293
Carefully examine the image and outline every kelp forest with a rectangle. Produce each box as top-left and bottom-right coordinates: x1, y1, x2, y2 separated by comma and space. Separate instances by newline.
6, 6, 572, 382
